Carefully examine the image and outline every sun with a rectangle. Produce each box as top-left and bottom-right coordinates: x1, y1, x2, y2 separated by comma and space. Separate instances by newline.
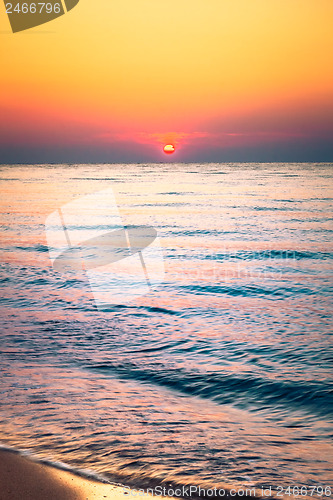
163, 144, 175, 154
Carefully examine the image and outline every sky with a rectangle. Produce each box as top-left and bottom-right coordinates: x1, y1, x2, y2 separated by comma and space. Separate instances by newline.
1, 0, 333, 163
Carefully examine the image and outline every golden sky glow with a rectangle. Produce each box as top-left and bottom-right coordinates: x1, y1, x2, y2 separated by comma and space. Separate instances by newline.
1, 0, 333, 161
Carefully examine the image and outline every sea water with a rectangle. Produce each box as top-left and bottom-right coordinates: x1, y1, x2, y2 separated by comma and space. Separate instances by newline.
0, 163, 332, 493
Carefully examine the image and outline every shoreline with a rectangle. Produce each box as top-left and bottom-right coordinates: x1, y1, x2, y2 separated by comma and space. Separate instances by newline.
0, 446, 264, 500
0, 448, 156, 500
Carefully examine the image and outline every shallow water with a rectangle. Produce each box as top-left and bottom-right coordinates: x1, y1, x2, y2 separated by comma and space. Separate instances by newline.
0, 163, 332, 494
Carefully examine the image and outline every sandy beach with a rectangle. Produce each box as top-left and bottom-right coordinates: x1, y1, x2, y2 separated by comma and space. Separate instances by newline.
0, 449, 155, 500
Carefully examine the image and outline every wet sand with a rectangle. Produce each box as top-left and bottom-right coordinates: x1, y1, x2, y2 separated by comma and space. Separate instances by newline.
0, 449, 156, 500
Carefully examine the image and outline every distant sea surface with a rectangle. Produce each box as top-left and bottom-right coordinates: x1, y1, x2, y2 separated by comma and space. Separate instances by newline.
0, 163, 332, 494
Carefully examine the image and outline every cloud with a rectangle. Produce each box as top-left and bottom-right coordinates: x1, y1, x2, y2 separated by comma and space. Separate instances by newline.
95, 131, 210, 147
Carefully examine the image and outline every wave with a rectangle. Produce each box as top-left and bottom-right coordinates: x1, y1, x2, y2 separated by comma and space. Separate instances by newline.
86, 362, 333, 419
201, 250, 333, 261
180, 283, 330, 298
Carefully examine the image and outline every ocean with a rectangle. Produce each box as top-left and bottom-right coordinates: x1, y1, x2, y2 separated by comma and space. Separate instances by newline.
0, 163, 332, 496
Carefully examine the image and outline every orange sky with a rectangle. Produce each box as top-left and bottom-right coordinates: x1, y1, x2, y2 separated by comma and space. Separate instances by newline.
1, 0, 333, 161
